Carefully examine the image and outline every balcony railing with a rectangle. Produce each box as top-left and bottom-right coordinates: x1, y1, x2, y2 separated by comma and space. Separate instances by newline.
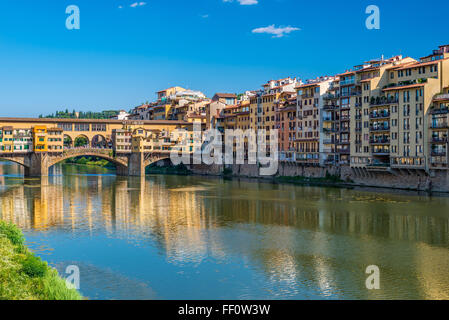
434, 93, 449, 101
340, 79, 355, 86
367, 163, 390, 168
431, 122, 449, 129
370, 138, 390, 144
338, 148, 350, 153
372, 150, 390, 155
432, 151, 447, 157
431, 137, 448, 143
323, 94, 339, 100
430, 107, 449, 115
370, 97, 399, 106
370, 112, 390, 119
323, 104, 338, 110
370, 126, 390, 132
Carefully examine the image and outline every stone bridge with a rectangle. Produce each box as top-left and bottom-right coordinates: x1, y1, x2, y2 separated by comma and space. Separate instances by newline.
0, 148, 172, 177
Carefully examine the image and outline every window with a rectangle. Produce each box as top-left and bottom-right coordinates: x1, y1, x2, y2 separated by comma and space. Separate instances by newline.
74, 123, 90, 131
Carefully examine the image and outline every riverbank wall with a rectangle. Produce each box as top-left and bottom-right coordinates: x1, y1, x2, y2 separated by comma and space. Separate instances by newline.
185, 162, 449, 193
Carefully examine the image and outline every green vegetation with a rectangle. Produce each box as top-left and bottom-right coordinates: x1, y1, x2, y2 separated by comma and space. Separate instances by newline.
146, 163, 191, 175
39, 109, 119, 119
222, 167, 233, 177
275, 171, 344, 186
0, 221, 83, 300
64, 156, 114, 168
74, 136, 89, 147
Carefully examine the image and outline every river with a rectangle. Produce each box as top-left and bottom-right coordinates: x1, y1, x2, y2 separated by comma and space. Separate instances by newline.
0, 161, 449, 300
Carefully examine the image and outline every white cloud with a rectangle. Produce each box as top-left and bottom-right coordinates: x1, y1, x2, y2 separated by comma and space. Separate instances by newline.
223, 0, 258, 5
201, 14, 209, 18
130, 2, 146, 8
252, 25, 300, 38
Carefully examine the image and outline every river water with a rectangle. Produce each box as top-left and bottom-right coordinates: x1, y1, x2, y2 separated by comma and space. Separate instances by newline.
1, 161, 449, 300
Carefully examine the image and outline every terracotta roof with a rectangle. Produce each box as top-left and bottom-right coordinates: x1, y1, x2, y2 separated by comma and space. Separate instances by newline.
337, 71, 355, 76
395, 60, 440, 70
214, 93, 237, 99
383, 83, 426, 91
356, 66, 380, 73
296, 83, 319, 89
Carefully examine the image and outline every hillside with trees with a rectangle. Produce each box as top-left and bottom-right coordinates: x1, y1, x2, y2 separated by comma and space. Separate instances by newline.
38, 109, 120, 119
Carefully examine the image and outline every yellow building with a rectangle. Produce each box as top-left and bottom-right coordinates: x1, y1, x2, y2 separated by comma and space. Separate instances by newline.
33, 126, 48, 152
0, 126, 14, 152
152, 104, 172, 120
429, 89, 449, 169
347, 44, 449, 171
47, 128, 64, 152
157, 86, 186, 102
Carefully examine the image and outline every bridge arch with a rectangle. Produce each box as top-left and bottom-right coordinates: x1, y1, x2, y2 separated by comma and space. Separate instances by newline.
63, 135, 73, 148
143, 153, 172, 168
74, 135, 90, 148
0, 157, 30, 169
46, 149, 128, 173
91, 134, 108, 148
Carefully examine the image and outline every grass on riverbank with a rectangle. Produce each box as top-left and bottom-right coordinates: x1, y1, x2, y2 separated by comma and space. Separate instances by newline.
0, 221, 83, 300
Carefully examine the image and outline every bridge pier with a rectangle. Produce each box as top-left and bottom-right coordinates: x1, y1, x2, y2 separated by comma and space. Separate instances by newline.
25, 153, 49, 177
128, 152, 145, 177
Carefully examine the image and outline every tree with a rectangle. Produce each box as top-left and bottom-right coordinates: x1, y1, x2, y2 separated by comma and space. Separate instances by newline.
74, 136, 89, 147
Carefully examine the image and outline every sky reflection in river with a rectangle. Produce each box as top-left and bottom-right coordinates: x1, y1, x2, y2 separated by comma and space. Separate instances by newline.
1, 162, 449, 299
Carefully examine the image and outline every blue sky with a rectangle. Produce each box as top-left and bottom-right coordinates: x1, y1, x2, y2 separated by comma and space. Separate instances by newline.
0, 0, 448, 117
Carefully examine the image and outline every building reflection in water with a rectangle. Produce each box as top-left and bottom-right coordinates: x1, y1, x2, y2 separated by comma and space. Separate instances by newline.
1, 162, 449, 299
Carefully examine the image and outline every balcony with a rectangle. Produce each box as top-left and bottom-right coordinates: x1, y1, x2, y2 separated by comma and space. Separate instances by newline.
367, 162, 390, 169
433, 93, 449, 101
323, 139, 334, 145
323, 93, 339, 100
370, 138, 390, 145
340, 79, 355, 86
431, 137, 448, 143
370, 111, 390, 119
430, 107, 449, 115
372, 150, 390, 155
337, 147, 350, 154
370, 125, 390, 132
370, 97, 399, 107
323, 104, 338, 111
323, 116, 333, 122
431, 122, 449, 129
323, 128, 337, 133
431, 150, 447, 157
